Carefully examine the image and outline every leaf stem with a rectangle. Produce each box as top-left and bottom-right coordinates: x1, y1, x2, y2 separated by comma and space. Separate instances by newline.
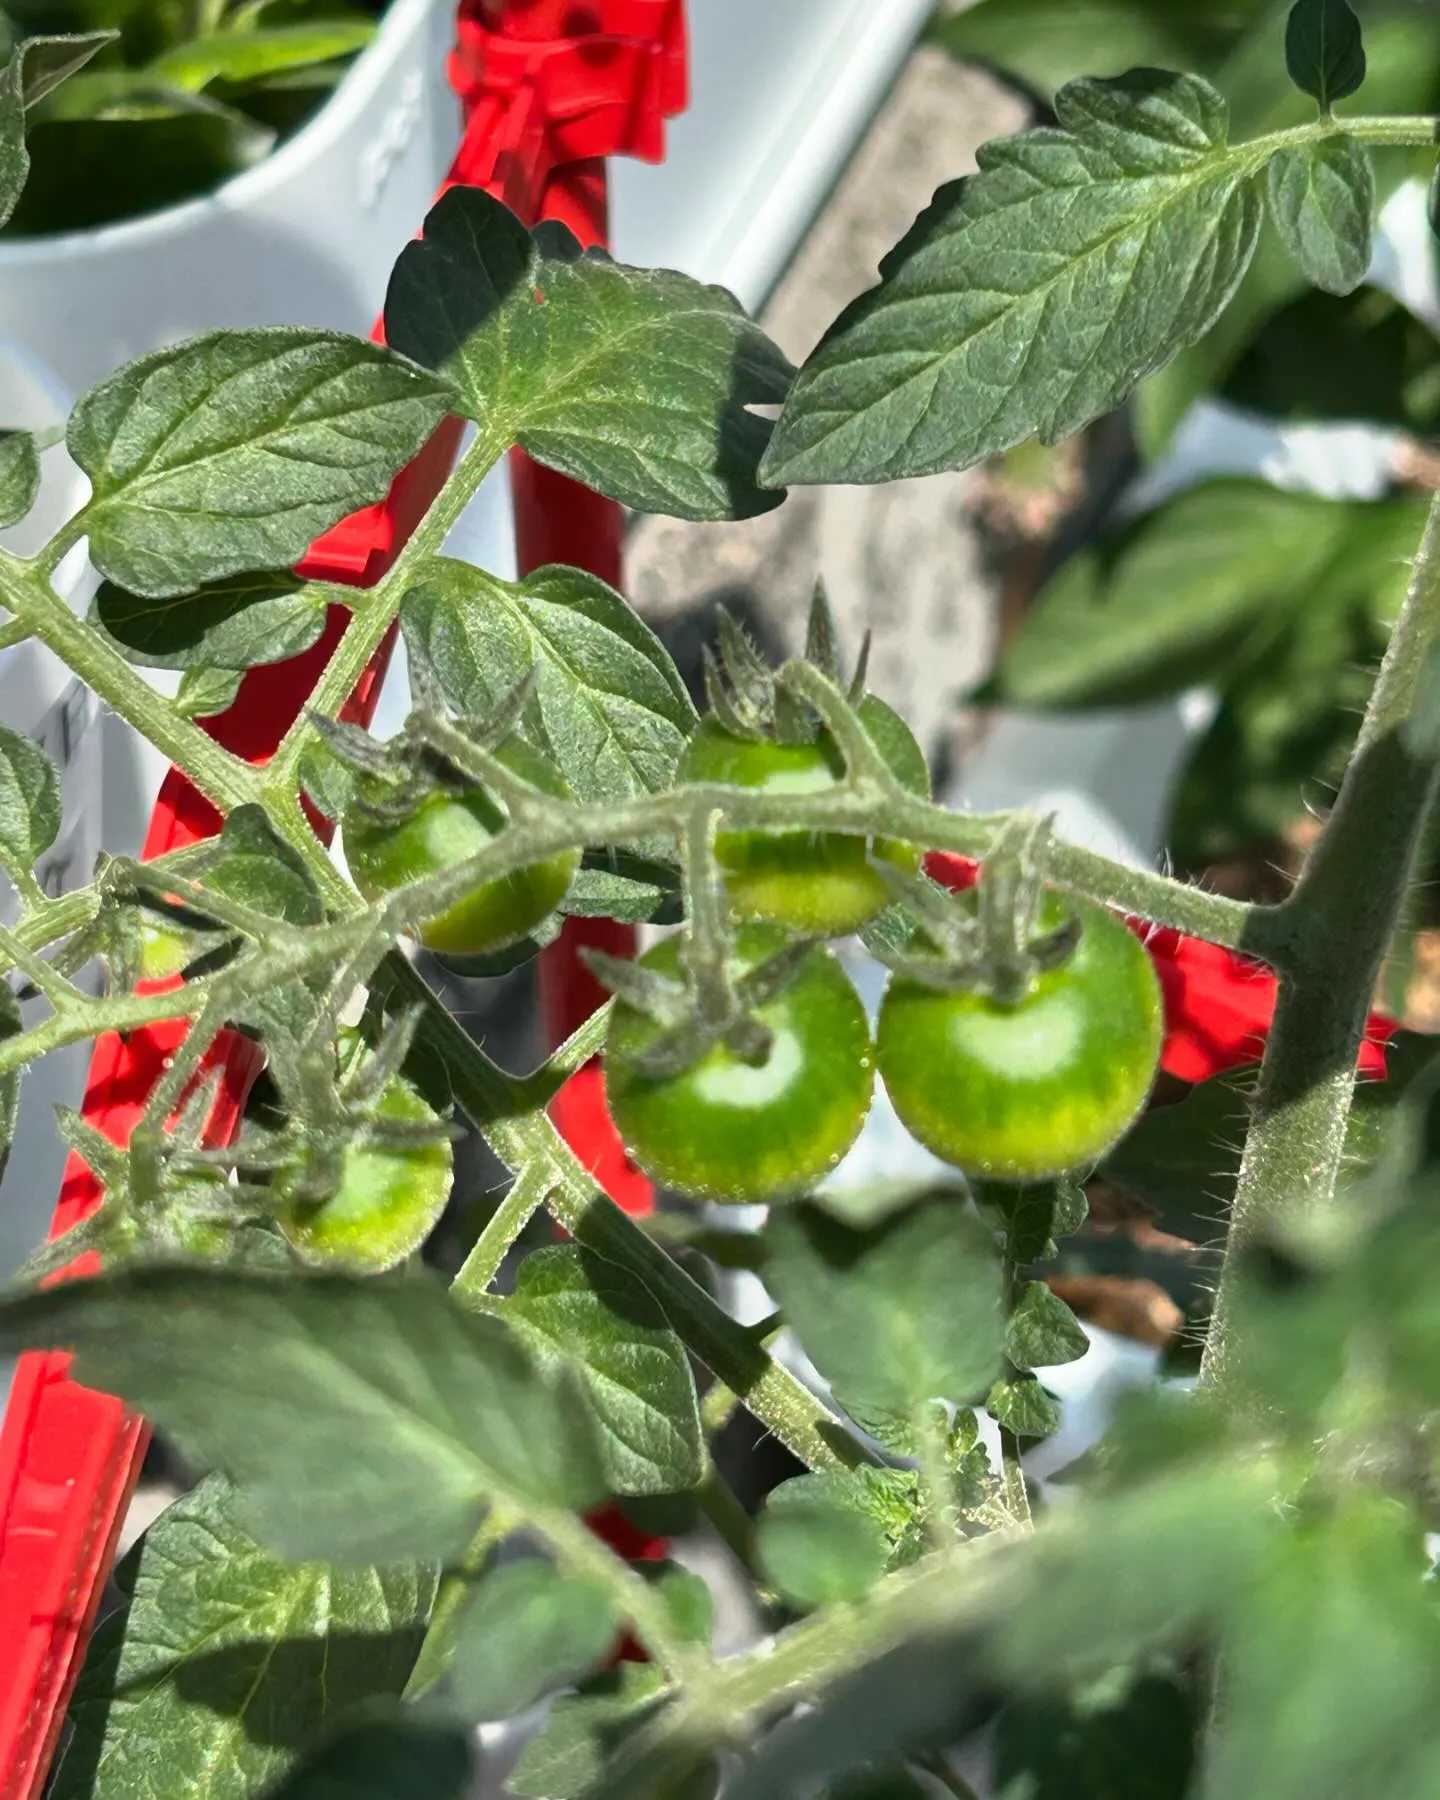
452, 1161, 556, 1304
1204, 493, 1440, 1398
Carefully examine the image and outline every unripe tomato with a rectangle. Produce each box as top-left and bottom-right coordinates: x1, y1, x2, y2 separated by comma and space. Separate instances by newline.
604, 924, 875, 1203
677, 696, 930, 937
342, 739, 579, 957
275, 1066, 453, 1273
876, 893, 1163, 1180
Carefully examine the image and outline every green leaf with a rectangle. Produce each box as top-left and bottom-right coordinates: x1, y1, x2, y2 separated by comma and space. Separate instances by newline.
401, 560, 695, 807
993, 1462, 1280, 1682
0, 721, 60, 873
764, 1199, 1004, 1437
756, 1473, 889, 1608
1204, 1499, 1440, 1800
385, 186, 792, 520
68, 328, 453, 597
0, 1268, 607, 1565
926, 0, 1251, 102
986, 1375, 1060, 1440
647, 1563, 714, 1644
506, 1245, 704, 1496
0, 430, 39, 527
150, 20, 374, 90
450, 1560, 615, 1721
0, 30, 115, 226
1285, 0, 1366, 111
993, 1672, 1198, 1800
761, 71, 1264, 487
51, 1474, 436, 1800
205, 802, 322, 925
1266, 136, 1374, 295
94, 567, 327, 670
990, 481, 1409, 711
1005, 1282, 1090, 1372
264, 1715, 474, 1800
508, 1665, 669, 1800
175, 663, 245, 718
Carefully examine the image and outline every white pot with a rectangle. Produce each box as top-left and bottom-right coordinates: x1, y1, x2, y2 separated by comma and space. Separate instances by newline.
0, 0, 461, 401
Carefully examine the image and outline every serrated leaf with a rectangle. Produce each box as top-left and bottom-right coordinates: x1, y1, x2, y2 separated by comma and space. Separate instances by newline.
0, 720, 60, 873
175, 663, 245, 718
386, 186, 792, 520
993, 1673, 1198, 1800
762, 71, 1264, 486
264, 1714, 473, 1800
0, 430, 39, 527
95, 567, 326, 670
205, 802, 322, 925
1005, 1282, 1090, 1372
508, 1665, 670, 1800
68, 328, 453, 597
987, 1375, 1060, 1439
757, 1473, 889, 1608
51, 1474, 435, 1800
764, 1199, 1004, 1436
0, 1269, 607, 1565
450, 1559, 615, 1722
1266, 136, 1373, 295
506, 1245, 703, 1496
402, 560, 695, 807
1285, 0, 1366, 111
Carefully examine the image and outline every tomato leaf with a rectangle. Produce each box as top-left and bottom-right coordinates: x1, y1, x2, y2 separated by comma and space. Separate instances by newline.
263, 1714, 474, 1800
1004, 1282, 1090, 1372
0, 30, 115, 226
0, 1269, 608, 1564
1266, 136, 1374, 295
69, 328, 453, 597
174, 663, 246, 718
402, 559, 696, 808
204, 803, 323, 925
50, 1474, 436, 1800
449, 1560, 616, 1722
505, 1245, 704, 1497
385, 186, 792, 520
149, 20, 375, 91
991, 1673, 1199, 1800
1284, 0, 1366, 111
94, 567, 327, 671
0, 431, 40, 529
0, 721, 61, 876
764, 1199, 1005, 1439
507, 1666, 670, 1800
761, 71, 1264, 486
756, 1474, 890, 1608
986, 1374, 1060, 1440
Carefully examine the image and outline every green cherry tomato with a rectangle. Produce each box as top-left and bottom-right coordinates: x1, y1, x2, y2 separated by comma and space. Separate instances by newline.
342, 739, 579, 957
605, 924, 875, 1203
677, 696, 930, 937
275, 1067, 453, 1273
876, 893, 1163, 1181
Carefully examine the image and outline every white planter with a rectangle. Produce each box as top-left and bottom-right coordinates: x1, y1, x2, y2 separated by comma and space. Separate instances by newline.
0, 0, 461, 400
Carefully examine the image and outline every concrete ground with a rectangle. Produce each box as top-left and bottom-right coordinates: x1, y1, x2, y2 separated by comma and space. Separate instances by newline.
626, 32, 1027, 763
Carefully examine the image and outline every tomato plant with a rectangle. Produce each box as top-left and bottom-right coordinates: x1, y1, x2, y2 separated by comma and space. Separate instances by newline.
876, 891, 1164, 1180
603, 923, 874, 1202
0, 6, 1435, 1799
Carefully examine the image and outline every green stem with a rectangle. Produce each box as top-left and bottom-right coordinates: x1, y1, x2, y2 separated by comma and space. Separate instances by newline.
0, 921, 83, 1008
1204, 494, 1440, 1398
403, 1505, 515, 1701
9, 561, 257, 815
696, 1456, 758, 1575
263, 429, 508, 795
915, 1403, 959, 1553
452, 1161, 556, 1303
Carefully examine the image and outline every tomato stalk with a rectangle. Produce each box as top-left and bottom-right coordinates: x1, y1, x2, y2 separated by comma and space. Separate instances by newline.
1204, 492, 1440, 1399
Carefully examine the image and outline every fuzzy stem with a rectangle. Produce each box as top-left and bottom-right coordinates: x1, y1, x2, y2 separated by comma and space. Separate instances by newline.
451, 1161, 556, 1303
1204, 494, 1440, 1397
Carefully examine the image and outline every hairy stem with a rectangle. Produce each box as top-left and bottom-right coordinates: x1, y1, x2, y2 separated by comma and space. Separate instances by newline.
1204, 494, 1440, 1397
451, 1161, 556, 1303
